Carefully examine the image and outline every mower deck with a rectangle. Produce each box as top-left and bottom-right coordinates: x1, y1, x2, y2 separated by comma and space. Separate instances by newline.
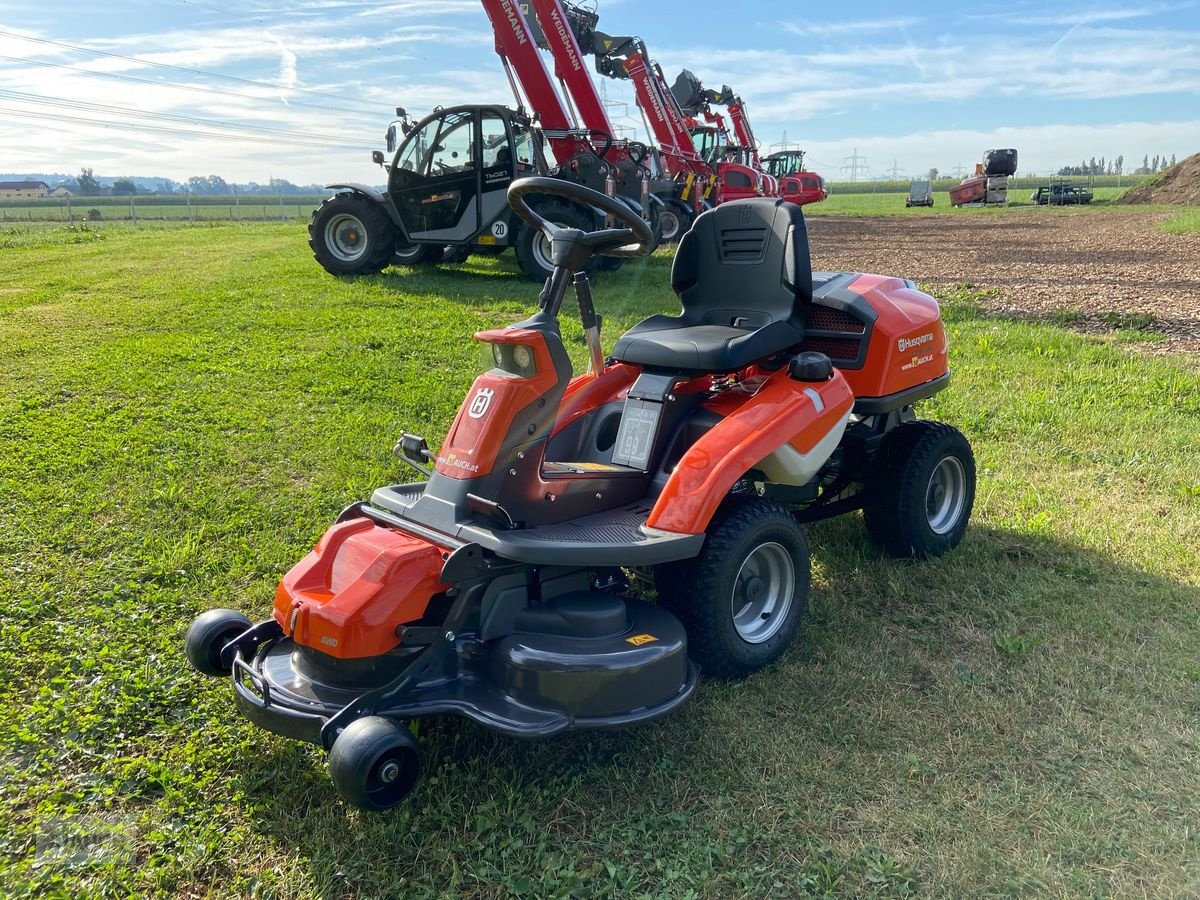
233, 598, 698, 744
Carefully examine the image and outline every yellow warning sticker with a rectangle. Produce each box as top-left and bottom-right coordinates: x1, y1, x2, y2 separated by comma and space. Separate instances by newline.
626, 633, 658, 646
477, 235, 497, 245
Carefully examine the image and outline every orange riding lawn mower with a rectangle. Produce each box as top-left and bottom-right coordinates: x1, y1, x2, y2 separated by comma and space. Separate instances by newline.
186, 178, 975, 810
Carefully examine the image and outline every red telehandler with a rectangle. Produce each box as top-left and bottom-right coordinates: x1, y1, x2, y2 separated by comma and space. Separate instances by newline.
764, 149, 829, 207
307, 0, 670, 282
524, 0, 720, 242
674, 71, 827, 208
669, 69, 776, 202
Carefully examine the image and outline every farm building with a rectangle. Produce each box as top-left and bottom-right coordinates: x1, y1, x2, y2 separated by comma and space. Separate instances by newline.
0, 180, 49, 199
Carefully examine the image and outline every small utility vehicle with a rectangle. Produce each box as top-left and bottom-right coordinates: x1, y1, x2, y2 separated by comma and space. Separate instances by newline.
906, 180, 934, 208
188, 177, 975, 810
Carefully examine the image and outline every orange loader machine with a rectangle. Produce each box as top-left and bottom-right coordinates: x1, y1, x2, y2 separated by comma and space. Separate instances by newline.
186, 178, 975, 810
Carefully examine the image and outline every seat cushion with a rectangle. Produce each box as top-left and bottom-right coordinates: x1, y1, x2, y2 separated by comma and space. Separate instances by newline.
611, 316, 806, 372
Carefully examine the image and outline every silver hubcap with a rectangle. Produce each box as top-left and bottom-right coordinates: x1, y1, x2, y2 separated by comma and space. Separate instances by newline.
325, 213, 368, 262
532, 221, 570, 273
659, 210, 681, 242
731, 541, 795, 644
926, 456, 967, 534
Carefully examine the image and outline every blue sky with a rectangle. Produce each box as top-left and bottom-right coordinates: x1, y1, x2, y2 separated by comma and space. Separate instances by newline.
1, 0, 1198, 184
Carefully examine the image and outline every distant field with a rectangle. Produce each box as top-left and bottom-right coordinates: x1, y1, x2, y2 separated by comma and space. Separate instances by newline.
0, 194, 325, 223
806, 186, 1131, 217
826, 175, 1150, 195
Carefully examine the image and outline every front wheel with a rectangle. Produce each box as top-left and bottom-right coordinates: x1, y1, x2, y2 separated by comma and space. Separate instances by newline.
309, 193, 397, 276
658, 200, 694, 243
392, 241, 444, 267
328, 717, 422, 811
512, 201, 600, 282
863, 421, 975, 558
185, 609, 252, 677
655, 496, 810, 679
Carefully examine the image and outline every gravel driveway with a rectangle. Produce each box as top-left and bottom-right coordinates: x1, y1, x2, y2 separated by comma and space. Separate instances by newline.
807, 210, 1200, 352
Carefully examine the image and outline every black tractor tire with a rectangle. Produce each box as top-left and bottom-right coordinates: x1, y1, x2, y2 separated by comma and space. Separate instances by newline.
309, 193, 397, 276
185, 608, 252, 677
328, 716, 422, 811
392, 241, 444, 267
513, 201, 601, 283
658, 200, 694, 243
863, 421, 975, 558
655, 496, 811, 679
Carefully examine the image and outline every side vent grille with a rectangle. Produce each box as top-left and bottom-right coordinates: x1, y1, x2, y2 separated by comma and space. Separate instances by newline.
718, 227, 767, 262
799, 301, 871, 368
807, 306, 866, 334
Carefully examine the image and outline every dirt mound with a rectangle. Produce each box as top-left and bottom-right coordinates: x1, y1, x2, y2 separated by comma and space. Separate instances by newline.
1120, 152, 1200, 204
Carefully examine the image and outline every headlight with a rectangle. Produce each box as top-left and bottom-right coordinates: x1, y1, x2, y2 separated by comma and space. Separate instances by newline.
489, 342, 537, 378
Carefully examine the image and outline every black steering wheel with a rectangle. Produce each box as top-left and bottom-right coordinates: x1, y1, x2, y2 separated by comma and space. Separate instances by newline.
507, 176, 654, 260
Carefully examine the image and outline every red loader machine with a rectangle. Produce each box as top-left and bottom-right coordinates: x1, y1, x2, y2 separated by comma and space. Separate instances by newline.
187, 177, 976, 810
534, 0, 721, 241
764, 148, 829, 207
950, 148, 1018, 208
669, 69, 776, 202
307, 0, 670, 282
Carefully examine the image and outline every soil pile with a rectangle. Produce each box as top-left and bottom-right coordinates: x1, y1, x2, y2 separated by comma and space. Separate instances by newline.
1120, 152, 1200, 204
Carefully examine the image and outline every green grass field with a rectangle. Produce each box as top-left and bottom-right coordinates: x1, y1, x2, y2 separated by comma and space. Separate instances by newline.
2, 222, 1199, 898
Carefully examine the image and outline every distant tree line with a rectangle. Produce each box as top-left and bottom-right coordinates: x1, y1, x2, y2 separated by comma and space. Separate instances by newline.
56, 167, 324, 197
1056, 154, 1177, 177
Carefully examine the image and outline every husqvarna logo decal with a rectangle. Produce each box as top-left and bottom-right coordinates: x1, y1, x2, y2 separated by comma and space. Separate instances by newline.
468, 387, 495, 419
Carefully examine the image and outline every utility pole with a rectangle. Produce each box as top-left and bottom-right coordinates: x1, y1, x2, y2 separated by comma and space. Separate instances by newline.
951, 162, 967, 179
888, 159, 902, 180
841, 148, 867, 182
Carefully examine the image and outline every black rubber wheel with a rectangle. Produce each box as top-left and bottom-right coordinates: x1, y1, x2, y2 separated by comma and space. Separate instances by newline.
185, 608, 252, 677
439, 245, 472, 264
658, 200, 693, 243
513, 201, 599, 282
392, 241, 443, 267
309, 193, 396, 276
655, 496, 810, 679
328, 717, 422, 811
863, 421, 975, 558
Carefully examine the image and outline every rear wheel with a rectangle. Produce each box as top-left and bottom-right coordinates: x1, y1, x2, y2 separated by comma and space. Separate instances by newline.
863, 421, 975, 558
309, 193, 397, 276
655, 496, 810, 679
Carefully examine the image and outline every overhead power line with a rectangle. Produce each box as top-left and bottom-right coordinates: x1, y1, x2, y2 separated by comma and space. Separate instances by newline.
0, 30, 383, 113
0, 106, 372, 150
0, 88, 364, 145
0, 53, 385, 119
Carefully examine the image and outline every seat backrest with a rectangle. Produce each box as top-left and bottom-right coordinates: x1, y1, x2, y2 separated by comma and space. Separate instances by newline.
670, 198, 813, 331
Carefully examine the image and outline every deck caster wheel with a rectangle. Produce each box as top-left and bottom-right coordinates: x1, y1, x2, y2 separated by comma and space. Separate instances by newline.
185, 608, 252, 677
328, 717, 422, 811
863, 421, 975, 558
656, 496, 810, 679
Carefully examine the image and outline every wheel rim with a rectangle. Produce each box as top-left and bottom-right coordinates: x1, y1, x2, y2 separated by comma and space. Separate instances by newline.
731, 541, 795, 644
367, 746, 420, 807
659, 209, 681, 242
532, 220, 572, 273
393, 241, 425, 263
926, 456, 967, 535
324, 213, 368, 263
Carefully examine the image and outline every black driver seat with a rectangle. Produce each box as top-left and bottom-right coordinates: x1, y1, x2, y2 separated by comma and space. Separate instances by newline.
611, 198, 813, 372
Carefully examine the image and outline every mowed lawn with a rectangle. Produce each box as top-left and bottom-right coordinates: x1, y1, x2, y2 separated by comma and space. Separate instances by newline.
1, 222, 1199, 899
